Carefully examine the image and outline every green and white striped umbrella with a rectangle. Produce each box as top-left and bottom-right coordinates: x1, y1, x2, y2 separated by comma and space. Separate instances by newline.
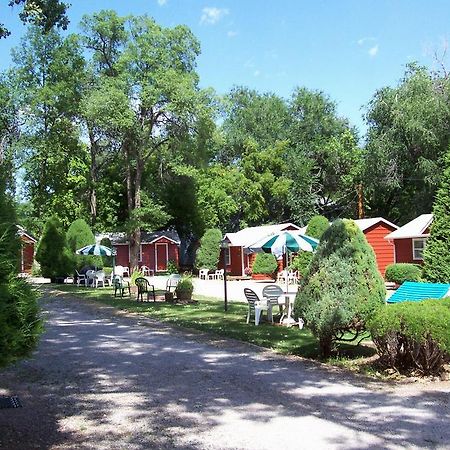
76, 244, 113, 257
257, 231, 319, 259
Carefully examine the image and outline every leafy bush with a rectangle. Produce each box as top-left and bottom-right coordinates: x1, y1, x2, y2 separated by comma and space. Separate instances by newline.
167, 259, 178, 274
175, 277, 194, 301
66, 218, 102, 271
289, 251, 313, 277
195, 228, 223, 270
305, 215, 329, 239
295, 219, 386, 357
103, 267, 113, 276
385, 263, 422, 284
31, 260, 41, 277
252, 253, 278, 275
370, 299, 450, 375
36, 216, 72, 280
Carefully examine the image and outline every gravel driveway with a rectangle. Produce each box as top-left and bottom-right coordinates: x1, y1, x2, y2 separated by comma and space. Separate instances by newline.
0, 292, 449, 450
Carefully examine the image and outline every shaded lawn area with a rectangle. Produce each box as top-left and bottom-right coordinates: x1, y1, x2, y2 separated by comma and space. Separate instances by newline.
45, 284, 375, 362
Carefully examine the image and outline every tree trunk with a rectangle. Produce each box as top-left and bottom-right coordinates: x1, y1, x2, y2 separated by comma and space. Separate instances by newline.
88, 129, 97, 225
319, 336, 333, 358
128, 151, 143, 271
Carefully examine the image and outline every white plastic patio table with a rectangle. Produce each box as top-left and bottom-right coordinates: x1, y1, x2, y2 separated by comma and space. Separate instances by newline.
278, 292, 297, 326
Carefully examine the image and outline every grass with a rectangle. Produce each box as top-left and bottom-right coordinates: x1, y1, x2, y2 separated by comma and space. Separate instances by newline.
43, 284, 376, 363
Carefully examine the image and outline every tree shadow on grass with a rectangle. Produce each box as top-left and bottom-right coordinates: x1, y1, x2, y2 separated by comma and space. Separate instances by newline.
0, 293, 449, 449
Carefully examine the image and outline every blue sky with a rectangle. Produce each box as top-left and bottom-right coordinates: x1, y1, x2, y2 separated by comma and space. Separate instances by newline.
1, 0, 449, 134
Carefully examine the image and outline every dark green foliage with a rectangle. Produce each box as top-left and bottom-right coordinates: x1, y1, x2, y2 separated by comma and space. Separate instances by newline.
305, 215, 329, 239
252, 253, 278, 275
0, 174, 42, 368
289, 252, 313, 277
370, 299, 450, 375
175, 277, 194, 295
423, 149, 450, 283
167, 260, 179, 274
295, 219, 386, 357
385, 263, 422, 285
66, 218, 102, 270
100, 237, 113, 267
196, 228, 222, 270
36, 216, 72, 279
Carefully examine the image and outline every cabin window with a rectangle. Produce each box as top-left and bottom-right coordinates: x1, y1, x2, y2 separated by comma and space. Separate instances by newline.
225, 248, 231, 266
412, 238, 426, 260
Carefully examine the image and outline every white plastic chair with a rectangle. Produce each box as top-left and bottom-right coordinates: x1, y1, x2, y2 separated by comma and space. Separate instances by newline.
276, 270, 287, 284
288, 271, 299, 285
75, 270, 87, 287
94, 270, 108, 288
85, 270, 96, 287
244, 288, 273, 326
214, 269, 224, 280
199, 269, 209, 280
141, 265, 154, 276
115, 265, 124, 277
122, 266, 130, 277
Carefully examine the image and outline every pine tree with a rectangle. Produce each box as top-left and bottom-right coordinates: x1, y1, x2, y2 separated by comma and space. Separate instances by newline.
423, 148, 450, 282
295, 219, 385, 357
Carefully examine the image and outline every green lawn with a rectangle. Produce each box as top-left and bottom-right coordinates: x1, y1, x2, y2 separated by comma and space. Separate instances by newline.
44, 284, 375, 362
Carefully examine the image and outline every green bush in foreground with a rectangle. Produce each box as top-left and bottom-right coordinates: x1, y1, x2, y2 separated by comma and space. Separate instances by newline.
385, 263, 422, 285
295, 219, 386, 357
252, 253, 278, 275
370, 299, 450, 375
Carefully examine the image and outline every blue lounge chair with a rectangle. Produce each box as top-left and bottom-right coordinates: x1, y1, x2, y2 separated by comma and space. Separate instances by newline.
387, 281, 450, 304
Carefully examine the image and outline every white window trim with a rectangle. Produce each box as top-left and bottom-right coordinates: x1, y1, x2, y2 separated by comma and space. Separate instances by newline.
412, 238, 426, 261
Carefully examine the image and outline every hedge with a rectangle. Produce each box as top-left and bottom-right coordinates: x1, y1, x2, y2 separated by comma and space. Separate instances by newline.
385, 263, 422, 285
252, 253, 278, 275
370, 299, 450, 375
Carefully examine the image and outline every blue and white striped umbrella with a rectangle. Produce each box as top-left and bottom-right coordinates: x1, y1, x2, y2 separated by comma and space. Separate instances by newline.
76, 244, 113, 257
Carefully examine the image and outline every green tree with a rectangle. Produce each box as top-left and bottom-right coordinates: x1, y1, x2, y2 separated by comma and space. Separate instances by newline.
35, 216, 72, 280
11, 27, 88, 230
423, 148, 450, 282
195, 228, 222, 270
80, 11, 210, 269
295, 219, 385, 357
99, 237, 113, 267
364, 64, 450, 223
1, 0, 69, 38
66, 218, 102, 271
306, 215, 330, 239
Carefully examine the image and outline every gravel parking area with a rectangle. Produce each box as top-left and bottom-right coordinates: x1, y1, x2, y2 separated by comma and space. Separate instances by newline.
0, 292, 449, 449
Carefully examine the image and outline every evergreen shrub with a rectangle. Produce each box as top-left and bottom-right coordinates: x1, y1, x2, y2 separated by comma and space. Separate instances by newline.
167, 259, 178, 274
36, 216, 72, 280
289, 251, 313, 277
175, 277, 194, 301
370, 299, 450, 375
66, 218, 102, 270
305, 215, 329, 239
252, 253, 278, 275
100, 237, 113, 267
423, 148, 450, 283
196, 228, 222, 270
385, 263, 422, 285
295, 219, 386, 357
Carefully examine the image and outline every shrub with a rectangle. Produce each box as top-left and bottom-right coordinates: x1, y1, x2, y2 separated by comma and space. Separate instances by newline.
289, 251, 313, 277
295, 219, 386, 357
31, 260, 41, 277
252, 253, 278, 275
423, 149, 450, 282
195, 228, 222, 270
305, 215, 329, 239
36, 216, 72, 279
175, 277, 194, 301
385, 263, 422, 285
167, 259, 178, 274
370, 299, 450, 375
0, 175, 43, 368
66, 218, 102, 271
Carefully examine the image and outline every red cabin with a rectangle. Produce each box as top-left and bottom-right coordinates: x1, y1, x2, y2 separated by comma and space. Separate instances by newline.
17, 225, 37, 274
384, 214, 432, 265
354, 218, 398, 277
102, 230, 180, 273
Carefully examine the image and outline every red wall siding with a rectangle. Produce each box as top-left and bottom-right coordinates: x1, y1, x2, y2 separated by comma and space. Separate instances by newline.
114, 244, 129, 267
394, 238, 422, 265
21, 241, 34, 273
219, 246, 243, 275
363, 223, 396, 277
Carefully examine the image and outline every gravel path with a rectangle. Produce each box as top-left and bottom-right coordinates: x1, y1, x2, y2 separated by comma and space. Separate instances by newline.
0, 292, 449, 450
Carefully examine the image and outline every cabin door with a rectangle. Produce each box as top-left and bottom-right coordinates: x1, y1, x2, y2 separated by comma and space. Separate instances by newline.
155, 243, 168, 272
